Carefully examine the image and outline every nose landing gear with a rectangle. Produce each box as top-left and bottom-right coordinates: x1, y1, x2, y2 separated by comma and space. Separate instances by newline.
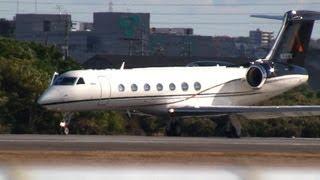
60, 113, 73, 135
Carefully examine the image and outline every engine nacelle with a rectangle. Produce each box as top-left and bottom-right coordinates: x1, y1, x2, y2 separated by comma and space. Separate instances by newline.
246, 64, 268, 89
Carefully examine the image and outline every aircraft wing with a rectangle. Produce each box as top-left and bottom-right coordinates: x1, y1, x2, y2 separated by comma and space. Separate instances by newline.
169, 106, 320, 119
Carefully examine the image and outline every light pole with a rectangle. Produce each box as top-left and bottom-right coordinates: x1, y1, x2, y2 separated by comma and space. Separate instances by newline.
16, 0, 19, 13
35, 0, 38, 13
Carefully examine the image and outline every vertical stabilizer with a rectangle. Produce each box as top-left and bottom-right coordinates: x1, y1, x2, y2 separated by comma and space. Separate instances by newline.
252, 10, 320, 90
254, 10, 320, 67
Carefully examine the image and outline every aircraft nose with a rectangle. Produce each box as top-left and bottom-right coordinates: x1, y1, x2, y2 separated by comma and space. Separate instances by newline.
37, 88, 61, 105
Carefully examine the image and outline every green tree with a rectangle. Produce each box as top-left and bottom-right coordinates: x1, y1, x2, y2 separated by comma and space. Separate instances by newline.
181, 118, 216, 137
0, 38, 80, 133
71, 111, 126, 135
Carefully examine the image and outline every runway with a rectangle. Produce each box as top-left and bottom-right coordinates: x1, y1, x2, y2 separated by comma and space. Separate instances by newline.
1, 135, 320, 167
0, 135, 320, 152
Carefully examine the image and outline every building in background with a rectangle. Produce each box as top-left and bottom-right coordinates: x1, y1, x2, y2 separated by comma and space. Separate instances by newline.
248, 29, 274, 58
249, 28, 274, 48
15, 14, 71, 43
14, 12, 150, 63
71, 22, 93, 32
15, 14, 72, 59
150, 27, 193, 35
13, 12, 268, 64
149, 28, 241, 57
92, 12, 150, 57
149, 34, 241, 57
0, 18, 15, 38
149, 34, 214, 57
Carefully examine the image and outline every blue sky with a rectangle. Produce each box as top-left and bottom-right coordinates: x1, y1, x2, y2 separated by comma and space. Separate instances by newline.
1, 0, 320, 38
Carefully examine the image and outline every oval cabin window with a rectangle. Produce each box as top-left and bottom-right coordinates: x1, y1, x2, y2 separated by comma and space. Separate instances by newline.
131, 84, 138, 92
169, 83, 176, 91
194, 82, 201, 91
144, 83, 151, 91
157, 83, 163, 91
118, 84, 125, 92
181, 82, 189, 91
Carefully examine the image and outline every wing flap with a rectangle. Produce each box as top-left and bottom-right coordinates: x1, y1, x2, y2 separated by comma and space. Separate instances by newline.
169, 106, 320, 119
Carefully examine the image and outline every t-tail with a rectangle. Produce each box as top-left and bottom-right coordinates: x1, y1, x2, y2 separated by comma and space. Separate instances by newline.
251, 10, 320, 90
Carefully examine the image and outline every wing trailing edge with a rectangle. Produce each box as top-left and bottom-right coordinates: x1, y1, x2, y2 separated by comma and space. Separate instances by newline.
169, 106, 320, 119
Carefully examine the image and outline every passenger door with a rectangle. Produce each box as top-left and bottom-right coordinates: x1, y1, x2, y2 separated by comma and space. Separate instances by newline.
97, 76, 111, 105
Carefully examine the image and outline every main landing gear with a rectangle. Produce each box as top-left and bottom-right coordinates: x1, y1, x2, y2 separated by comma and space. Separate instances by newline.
165, 115, 242, 138
225, 116, 242, 138
165, 118, 182, 136
60, 113, 73, 135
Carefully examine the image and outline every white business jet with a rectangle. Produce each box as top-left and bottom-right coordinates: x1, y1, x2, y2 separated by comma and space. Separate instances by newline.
38, 10, 320, 137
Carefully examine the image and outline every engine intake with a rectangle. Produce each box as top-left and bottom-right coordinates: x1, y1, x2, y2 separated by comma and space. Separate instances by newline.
246, 64, 268, 89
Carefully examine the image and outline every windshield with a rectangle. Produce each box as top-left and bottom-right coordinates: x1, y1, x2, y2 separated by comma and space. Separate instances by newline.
53, 77, 77, 86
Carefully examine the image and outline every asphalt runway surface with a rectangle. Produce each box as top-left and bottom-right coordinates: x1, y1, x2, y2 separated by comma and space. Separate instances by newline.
0, 135, 320, 153
1, 135, 320, 167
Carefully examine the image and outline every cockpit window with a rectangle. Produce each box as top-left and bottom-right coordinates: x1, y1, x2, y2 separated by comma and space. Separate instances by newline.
77, 78, 85, 85
53, 77, 77, 86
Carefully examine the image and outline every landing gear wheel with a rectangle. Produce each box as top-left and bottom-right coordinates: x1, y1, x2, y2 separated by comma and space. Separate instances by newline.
60, 113, 73, 135
64, 127, 70, 135
165, 118, 182, 136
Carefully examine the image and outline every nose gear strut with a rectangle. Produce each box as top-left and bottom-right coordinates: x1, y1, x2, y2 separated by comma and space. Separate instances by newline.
60, 113, 73, 135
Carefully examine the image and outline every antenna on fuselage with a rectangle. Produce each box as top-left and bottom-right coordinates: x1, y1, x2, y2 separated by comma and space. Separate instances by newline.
120, 62, 125, 70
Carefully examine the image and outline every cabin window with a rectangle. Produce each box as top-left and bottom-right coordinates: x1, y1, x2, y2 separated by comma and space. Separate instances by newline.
144, 84, 151, 91
118, 84, 125, 92
157, 83, 163, 91
181, 82, 189, 91
53, 77, 77, 86
194, 82, 201, 91
169, 83, 176, 91
77, 77, 85, 85
131, 84, 138, 92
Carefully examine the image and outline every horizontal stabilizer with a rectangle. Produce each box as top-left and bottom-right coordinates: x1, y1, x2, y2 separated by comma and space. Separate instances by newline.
250, 14, 283, 20
169, 105, 320, 119
251, 11, 320, 21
